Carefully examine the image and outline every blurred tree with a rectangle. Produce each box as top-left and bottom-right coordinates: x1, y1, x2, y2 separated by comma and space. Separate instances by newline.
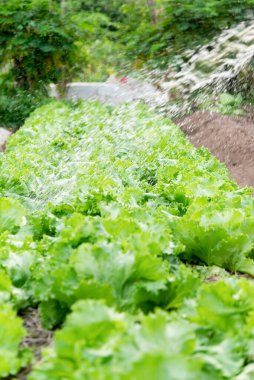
64, 0, 124, 21
147, 0, 157, 24
119, 0, 254, 65
0, 0, 77, 90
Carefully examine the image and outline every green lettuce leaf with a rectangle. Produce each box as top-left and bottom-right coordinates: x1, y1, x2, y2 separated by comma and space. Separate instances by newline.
0, 303, 30, 377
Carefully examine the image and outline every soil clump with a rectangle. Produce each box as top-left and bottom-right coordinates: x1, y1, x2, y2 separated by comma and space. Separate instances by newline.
177, 110, 254, 188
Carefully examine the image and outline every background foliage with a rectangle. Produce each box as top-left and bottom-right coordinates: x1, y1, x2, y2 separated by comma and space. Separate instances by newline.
0, 0, 77, 90
0, 0, 77, 129
0, 0, 254, 129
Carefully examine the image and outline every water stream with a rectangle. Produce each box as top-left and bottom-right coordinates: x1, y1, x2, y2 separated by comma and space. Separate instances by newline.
50, 20, 254, 119
131, 20, 254, 118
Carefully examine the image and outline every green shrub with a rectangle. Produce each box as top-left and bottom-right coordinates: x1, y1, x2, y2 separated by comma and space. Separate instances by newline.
0, 88, 51, 130
0, 0, 77, 90
122, 0, 254, 63
202, 93, 244, 116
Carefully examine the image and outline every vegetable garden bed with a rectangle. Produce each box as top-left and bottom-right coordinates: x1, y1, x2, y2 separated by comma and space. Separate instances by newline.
1, 100, 254, 379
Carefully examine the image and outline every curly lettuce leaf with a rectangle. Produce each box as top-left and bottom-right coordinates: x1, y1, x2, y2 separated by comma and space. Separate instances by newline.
172, 196, 254, 275
0, 303, 30, 377
29, 301, 203, 380
0, 197, 26, 234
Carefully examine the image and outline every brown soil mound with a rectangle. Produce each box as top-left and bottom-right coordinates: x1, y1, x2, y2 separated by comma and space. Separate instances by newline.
5, 309, 53, 380
177, 111, 254, 188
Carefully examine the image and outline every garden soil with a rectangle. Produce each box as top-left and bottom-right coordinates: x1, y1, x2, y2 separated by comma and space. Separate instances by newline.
176, 110, 254, 189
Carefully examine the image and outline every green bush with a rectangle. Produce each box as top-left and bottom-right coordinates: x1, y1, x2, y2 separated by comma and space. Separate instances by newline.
71, 11, 126, 81
0, 88, 51, 130
122, 0, 254, 63
0, 0, 77, 90
0, 0, 77, 129
163, 0, 253, 48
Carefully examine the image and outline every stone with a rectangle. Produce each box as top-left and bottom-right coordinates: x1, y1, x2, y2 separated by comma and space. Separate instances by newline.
0, 128, 11, 152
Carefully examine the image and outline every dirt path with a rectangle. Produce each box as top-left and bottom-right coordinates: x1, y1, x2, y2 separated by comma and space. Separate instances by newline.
176, 110, 254, 188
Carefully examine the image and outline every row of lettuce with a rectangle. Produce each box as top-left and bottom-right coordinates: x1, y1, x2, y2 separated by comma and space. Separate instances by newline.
1, 101, 254, 379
